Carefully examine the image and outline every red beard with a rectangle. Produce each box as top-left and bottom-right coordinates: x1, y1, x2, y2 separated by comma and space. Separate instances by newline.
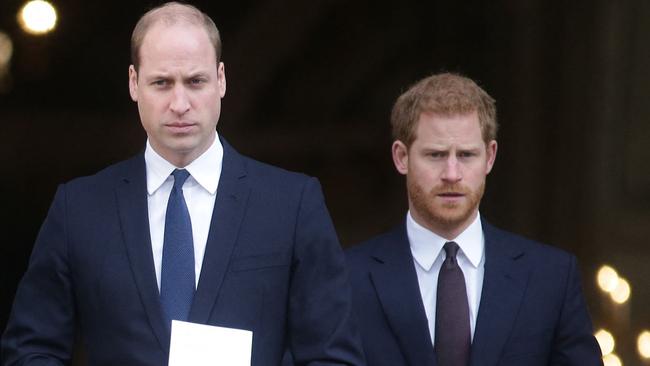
407, 179, 484, 233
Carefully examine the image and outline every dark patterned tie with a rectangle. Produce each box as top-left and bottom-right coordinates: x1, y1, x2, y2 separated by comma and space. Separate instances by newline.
435, 241, 470, 366
160, 169, 195, 325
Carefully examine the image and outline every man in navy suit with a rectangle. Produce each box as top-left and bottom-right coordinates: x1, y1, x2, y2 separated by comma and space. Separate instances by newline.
346, 73, 602, 366
2, 3, 364, 365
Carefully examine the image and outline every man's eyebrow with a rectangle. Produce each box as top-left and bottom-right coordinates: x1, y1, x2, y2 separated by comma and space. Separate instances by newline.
457, 146, 482, 151
143, 72, 171, 80
186, 71, 210, 78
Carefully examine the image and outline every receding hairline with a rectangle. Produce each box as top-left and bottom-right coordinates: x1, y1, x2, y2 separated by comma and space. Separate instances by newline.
139, 3, 206, 28
139, 20, 213, 51
131, 2, 222, 71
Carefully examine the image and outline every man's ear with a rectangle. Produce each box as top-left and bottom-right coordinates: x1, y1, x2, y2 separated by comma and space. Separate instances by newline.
128, 65, 138, 102
485, 140, 498, 174
392, 140, 409, 175
217, 62, 226, 98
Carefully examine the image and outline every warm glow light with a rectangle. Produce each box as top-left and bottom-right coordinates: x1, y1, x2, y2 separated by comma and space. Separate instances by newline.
638, 331, 650, 359
18, 0, 57, 35
595, 329, 615, 355
597, 265, 619, 293
0, 32, 13, 67
610, 278, 631, 304
603, 353, 622, 366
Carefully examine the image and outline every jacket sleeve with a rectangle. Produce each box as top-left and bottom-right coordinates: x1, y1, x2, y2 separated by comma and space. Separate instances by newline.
550, 255, 603, 366
2, 185, 74, 366
286, 178, 366, 366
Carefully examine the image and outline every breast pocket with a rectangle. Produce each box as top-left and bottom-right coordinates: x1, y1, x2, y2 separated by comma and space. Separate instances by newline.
230, 252, 291, 272
213, 251, 292, 332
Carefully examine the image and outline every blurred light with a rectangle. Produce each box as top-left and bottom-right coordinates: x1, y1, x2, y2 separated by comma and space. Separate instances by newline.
597, 265, 619, 293
0, 31, 13, 67
638, 331, 650, 359
602, 353, 622, 366
610, 278, 630, 304
0, 31, 12, 94
18, 0, 57, 35
595, 329, 615, 355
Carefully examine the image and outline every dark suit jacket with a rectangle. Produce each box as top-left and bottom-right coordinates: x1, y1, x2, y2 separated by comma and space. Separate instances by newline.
2, 139, 364, 366
346, 221, 602, 366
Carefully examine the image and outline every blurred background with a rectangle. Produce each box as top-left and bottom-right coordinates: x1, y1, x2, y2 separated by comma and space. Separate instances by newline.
1, 0, 649, 364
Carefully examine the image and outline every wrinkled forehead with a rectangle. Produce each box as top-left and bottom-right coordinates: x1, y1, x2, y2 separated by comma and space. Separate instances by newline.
412, 110, 484, 144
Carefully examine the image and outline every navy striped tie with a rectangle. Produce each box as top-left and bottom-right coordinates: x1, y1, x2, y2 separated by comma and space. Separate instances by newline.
160, 169, 195, 325
435, 241, 470, 366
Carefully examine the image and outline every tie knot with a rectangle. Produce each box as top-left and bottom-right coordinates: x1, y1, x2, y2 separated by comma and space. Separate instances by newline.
172, 169, 191, 190
443, 241, 460, 261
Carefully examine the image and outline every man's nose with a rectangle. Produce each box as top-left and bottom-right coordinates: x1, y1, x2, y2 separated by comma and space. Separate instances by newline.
441, 156, 462, 182
170, 86, 190, 115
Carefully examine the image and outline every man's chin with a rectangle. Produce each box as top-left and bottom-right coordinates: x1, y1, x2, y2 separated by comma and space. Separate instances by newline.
428, 205, 477, 227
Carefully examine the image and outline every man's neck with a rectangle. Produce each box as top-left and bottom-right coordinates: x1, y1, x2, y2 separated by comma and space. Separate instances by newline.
148, 133, 216, 168
410, 209, 479, 240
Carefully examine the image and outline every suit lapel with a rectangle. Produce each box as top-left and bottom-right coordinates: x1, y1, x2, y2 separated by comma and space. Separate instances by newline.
115, 154, 170, 351
188, 139, 250, 324
470, 221, 529, 366
369, 226, 437, 366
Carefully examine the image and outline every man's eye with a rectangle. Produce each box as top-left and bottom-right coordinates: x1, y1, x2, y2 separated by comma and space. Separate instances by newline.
430, 152, 445, 158
189, 78, 205, 85
458, 152, 475, 158
152, 80, 169, 86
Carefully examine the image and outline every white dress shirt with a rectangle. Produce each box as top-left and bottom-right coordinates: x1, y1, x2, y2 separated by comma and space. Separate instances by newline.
144, 136, 223, 290
407, 211, 485, 346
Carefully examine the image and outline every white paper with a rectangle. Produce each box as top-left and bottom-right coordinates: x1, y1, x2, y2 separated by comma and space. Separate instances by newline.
168, 320, 252, 366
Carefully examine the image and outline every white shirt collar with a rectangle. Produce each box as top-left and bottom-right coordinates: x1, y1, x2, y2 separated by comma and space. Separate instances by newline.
144, 135, 223, 195
407, 211, 485, 271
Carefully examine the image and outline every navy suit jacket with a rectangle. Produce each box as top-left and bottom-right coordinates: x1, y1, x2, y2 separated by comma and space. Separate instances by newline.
2, 139, 364, 366
346, 221, 602, 366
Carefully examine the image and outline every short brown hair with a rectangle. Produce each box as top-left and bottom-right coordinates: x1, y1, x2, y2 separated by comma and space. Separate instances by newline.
391, 73, 497, 146
131, 2, 222, 72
